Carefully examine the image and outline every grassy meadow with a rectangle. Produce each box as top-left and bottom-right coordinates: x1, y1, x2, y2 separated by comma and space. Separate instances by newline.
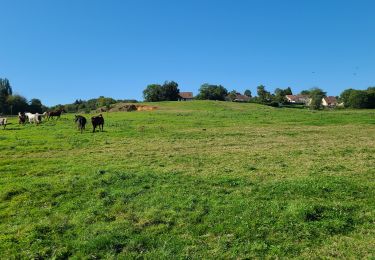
0, 101, 374, 259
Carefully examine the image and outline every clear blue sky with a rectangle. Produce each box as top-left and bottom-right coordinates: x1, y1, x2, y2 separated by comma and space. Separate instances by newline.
1, 0, 375, 106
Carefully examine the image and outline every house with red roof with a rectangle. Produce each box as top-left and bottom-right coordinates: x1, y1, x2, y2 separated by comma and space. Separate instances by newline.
322, 96, 338, 107
178, 92, 194, 101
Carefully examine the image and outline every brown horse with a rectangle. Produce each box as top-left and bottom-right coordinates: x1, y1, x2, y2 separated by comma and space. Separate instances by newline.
47, 108, 66, 120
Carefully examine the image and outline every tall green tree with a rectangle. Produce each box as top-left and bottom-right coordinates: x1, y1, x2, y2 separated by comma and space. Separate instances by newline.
7, 95, 28, 114
143, 81, 180, 101
348, 90, 369, 108
366, 87, 375, 108
274, 88, 287, 103
284, 87, 293, 95
308, 87, 326, 110
161, 81, 180, 101
96, 96, 117, 109
143, 84, 163, 102
196, 84, 228, 101
29, 98, 44, 113
339, 88, 355, 107
257, 85, 272, 103
0, 78, 13, 113
300, 90, 311, 95
244, 89, 252, 97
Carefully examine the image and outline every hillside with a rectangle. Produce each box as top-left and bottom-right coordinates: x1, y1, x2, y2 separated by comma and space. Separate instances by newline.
0, 101, 374, 258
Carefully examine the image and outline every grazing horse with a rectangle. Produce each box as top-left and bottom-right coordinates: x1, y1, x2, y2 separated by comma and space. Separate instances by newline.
47, 108, 66, 120
18, 112, 27, 124
25, 112, 41, 124
91, 114, 104, 132
0, 118, 7, 129
75, 115, 87, 134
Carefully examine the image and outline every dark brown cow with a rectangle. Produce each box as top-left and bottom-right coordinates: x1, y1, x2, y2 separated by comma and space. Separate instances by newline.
91, 114, 104, 133
75, 115, 87, 134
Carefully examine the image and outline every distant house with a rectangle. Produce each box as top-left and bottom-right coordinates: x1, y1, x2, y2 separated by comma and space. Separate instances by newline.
178, 92, 194, 101
233, 93, 251, 102
322, 96, 338, 107
285, 94, 310, 104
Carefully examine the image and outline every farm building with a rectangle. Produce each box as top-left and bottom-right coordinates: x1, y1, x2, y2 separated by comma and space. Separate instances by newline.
233, 93, 251, 102
178, 92, 194, 101
322, 96, 338, 107
285, 94, 310, 104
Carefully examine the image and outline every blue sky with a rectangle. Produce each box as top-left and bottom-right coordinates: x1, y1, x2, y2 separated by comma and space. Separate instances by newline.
1, 0, 375, 105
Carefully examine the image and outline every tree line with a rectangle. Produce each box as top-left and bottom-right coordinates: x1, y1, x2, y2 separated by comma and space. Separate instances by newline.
0, 78, 138, 115
2, 77, 375, 114
51, 97, 138, 113
143, 81, 375, 109
0, 78, 47, 115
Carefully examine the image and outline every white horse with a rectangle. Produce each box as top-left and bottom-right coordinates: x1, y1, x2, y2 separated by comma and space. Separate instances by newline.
0, 117, 7, 129
25, 112, 41, 124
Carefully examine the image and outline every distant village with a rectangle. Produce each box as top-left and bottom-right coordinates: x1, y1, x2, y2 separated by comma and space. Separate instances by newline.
177, 91, 340, 108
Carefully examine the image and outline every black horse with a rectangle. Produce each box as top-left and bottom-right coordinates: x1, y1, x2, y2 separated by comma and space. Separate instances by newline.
75, 115, 87, 133
47, 108, 66, 120
91, 114, 104, 133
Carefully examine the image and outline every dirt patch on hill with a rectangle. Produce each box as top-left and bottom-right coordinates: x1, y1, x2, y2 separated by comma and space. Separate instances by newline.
97, 103, 158, 113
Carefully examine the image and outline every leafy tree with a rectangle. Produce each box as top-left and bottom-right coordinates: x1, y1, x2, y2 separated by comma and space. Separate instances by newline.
74, 99, 84, 105
348, 90, 369, 108
7, 95, 28, 114
300, 90, 311, 95
339, 88, 355, 107
227, 90, 238, 101
366, 87, 375, 108
257, 85, 272, 103
0, 78, 13, 114
143, 84, 162, 102
284, 87, 293, 95
308, 87, 326, 110
29, 98, 44, 113
309, 96, 322, 110
244, 89, 252, 97
339, 88, 375, 109
0, 78, 12, 96
160, 81, 180, 101
197, 84, 228, 101
274, 88, 288, 104
143, 81, 180, 102
96, 96, 117, 109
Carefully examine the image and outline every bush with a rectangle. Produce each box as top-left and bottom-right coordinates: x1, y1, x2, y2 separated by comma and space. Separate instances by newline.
340, 87, 375, 109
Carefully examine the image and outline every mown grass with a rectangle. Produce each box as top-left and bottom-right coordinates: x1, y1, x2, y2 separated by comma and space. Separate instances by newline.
0, 101, 374, 259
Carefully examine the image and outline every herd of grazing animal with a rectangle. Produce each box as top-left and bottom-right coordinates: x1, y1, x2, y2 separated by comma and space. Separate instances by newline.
1, 109, 105, 134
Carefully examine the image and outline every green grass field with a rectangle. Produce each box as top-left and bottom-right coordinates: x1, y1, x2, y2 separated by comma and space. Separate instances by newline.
1, 101, 374, 259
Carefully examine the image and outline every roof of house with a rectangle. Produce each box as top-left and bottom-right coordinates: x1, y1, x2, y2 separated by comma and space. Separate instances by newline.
323, 96, 338, 104
179, 92, 193, 99
234, 93, 250, 101
286, 94, 309, 102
